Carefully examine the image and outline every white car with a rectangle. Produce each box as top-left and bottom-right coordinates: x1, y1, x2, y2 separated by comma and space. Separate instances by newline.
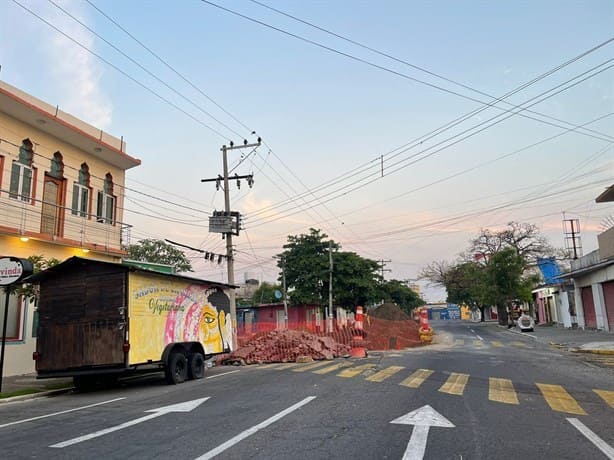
517, 313, 535, 332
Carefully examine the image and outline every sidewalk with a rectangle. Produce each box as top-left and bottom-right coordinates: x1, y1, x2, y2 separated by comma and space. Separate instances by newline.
0, 373, 73, 403
494, 322, 614, 354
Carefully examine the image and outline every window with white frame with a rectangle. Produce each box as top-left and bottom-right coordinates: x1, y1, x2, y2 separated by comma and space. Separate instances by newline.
96, 191, 115, 224
9, 139, 34, 202
71, 163, 91, 217
9, 161, 33, 201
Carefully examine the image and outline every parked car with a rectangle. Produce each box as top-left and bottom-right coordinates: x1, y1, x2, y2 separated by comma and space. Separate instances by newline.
517, 313, 535, 332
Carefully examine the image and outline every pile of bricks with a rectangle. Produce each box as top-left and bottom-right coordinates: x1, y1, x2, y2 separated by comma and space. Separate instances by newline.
222, 329, 352, 365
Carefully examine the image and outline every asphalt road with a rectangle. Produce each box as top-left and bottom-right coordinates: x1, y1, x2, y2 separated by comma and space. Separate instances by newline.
0, 320, 612, 460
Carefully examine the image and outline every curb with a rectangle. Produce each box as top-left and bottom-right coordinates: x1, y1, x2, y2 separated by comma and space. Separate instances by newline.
0, 387, 73, 404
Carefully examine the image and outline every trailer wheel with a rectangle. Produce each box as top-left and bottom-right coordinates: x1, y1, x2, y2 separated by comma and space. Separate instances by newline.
73, 375, 97, 392
188, 353, 205, 380
165, 352, 188, 384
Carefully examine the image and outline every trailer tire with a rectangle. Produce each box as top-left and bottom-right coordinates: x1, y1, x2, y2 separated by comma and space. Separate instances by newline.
73, 375, 97, 392
188, 353, 205, 380
165, 352, 188, 384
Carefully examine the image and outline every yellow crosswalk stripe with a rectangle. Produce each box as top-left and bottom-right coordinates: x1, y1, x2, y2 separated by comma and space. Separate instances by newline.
489, 378, 519, 405
292, 361, 331, 372
474, 340, 484, 347
400, 369, 434, 388
454, 339, 464, 346
594, 389, 614, 408
365, 366, 405, 382
536, 383, 587, 415
337, 363, 376, 378
512, 341, 527, 347
313, 362, 353, 374
491, 341, 504, 347
271, 363, 300, 370
439, 373, 469, 395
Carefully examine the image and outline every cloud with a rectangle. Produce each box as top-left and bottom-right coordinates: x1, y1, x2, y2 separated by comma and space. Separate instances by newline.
2, 0, 112, 129
44, 0, 112, 128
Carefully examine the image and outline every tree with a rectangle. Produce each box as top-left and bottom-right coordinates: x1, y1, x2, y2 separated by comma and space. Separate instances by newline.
379, 280, 425, 315
126, 239, 193, 272
421, 222, 556, 324
277, 228, 382, 308
332, 251, 381, 307
16, 255, 60, 302
250, 282, 282, 305
278, 229, 338, 305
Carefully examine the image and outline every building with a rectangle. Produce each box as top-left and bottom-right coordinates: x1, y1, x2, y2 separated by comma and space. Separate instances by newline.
0, 81, 140, 376
559, 185, 614, 332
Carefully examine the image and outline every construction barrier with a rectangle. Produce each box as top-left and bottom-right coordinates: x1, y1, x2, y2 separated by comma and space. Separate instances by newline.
218, 316, 422, 364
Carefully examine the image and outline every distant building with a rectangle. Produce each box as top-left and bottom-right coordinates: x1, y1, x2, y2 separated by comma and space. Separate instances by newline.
0, 81, 140, 376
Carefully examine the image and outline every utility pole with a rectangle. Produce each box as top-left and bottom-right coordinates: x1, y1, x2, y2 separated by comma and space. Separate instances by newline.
328, 240, 334, 333
379, 259, 392, 281
202, 138, 261, 350
281, 257, 288, 328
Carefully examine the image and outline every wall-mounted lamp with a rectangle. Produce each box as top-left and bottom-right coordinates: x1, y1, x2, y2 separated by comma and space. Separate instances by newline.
81, 248, 90, 253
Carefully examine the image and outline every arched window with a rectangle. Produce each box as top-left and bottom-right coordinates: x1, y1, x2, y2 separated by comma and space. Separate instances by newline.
49, 151, 64, 179
9, 139, 34, 201
96, 172, 115, 224
71, 163, 90, 217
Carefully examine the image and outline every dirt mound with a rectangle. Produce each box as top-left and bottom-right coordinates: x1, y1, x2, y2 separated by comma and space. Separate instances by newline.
364, 316, 421, 350
369, 302, 412, 321
222, 329, 351, 365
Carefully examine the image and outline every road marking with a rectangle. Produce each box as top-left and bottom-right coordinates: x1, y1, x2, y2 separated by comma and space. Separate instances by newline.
337, 363, 376, 378
567, 418, 614, 459
0, 398, 125, 429
454, 339, 464, 346
391, 405, 455, 460
313, 361, 352, 374
594, 389, 614, 408
206, 370, 240, 379
488, 378, 519, 405
292, 361, 330, 372
536, 383, 586, 415
473, 340, 484, 347
271, 363, 300, 370
511, 341, 527, 347
366, 366, 405, 382
439, 373, 469, 396
400, 369, 434, 389
51, 398, 209, 448
475, 335, 484, 341
491, 341, 504, 347
195, 396, 316, 460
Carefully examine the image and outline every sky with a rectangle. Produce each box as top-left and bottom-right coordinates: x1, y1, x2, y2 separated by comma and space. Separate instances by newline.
1, 0, 613, 302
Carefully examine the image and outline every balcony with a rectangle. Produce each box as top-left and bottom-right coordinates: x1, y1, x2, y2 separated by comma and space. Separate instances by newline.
0, 193, 130, 254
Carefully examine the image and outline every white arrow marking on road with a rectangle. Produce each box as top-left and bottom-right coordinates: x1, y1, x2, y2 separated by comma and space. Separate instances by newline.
50, 397, 209, 448
567, 418, 614, 459
391, 405, 455, 460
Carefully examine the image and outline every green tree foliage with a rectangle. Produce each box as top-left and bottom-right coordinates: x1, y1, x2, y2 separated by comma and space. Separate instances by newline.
332, 251, 381, 307
16, 255, 60, 301
278, 229, 337, 305
126, 239, 193, 272
277, 228, 382, 308
379, 279, 425, 315
250, 282, 282, 305
421, 222, 555, 324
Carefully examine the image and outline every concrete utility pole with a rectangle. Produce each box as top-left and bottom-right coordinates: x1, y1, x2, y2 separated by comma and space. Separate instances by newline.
328, 240, 334, 333
202, 139, 260, 350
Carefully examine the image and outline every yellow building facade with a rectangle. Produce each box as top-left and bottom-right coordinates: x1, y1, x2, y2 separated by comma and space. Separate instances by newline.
0, 81, 140, 377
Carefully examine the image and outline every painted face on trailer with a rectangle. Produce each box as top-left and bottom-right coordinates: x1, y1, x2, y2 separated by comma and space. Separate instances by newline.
200, 304, 226, 353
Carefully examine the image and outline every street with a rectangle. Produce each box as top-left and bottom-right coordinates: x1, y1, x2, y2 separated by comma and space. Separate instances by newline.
0, 320, 612, 460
